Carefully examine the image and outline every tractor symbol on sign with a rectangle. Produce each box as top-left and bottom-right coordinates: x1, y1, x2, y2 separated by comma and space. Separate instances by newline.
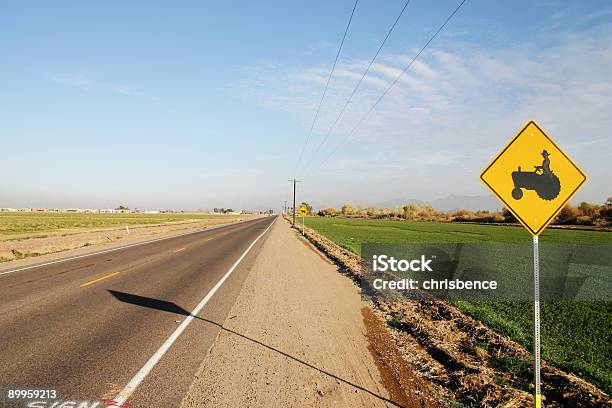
511, 150, 561, 201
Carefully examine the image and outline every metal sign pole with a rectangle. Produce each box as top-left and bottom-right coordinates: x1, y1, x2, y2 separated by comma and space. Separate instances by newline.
533, 234, 542, 408
302, 215, 305, 235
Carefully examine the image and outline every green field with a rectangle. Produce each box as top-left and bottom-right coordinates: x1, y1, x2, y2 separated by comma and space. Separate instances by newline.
304, 216, 612, 394
0, 212, 239, 239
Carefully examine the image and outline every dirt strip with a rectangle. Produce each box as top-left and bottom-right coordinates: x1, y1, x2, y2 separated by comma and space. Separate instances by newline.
182, 217, 443, 407
362, 306, 445, 408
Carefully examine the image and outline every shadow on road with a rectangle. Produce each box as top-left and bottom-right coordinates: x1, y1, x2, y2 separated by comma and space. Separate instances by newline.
107, 290, 404, 407
108, 290, 205, 320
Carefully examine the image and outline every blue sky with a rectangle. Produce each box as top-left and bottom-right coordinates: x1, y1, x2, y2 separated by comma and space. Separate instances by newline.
1, 1, 610, 211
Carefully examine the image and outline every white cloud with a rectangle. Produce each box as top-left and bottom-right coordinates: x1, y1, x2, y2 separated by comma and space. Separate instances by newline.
231, 26, 611, 204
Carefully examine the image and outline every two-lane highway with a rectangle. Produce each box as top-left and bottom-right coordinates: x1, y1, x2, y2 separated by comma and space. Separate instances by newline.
0, 216, 276, 407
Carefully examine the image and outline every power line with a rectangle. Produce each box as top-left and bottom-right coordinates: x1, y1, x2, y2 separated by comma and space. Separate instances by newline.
293, 0, 360, 177
312, 0, 467, 174
299, 0, 412, 176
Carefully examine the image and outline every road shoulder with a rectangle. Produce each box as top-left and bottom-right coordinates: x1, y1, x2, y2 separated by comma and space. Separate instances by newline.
181, 219, 395, 407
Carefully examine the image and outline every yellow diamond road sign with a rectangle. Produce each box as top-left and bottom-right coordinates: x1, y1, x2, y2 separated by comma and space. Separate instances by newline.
480, 121, 587, 235
299, 207, 308, 216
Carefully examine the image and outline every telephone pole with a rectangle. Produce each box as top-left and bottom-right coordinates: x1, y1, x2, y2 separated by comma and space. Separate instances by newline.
288, 179, 302, 226
284, 200, 287, 215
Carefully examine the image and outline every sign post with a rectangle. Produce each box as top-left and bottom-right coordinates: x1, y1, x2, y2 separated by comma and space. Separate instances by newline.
298, 206, 308, 235
480, 121, 587, 408
533, 234, 541, 407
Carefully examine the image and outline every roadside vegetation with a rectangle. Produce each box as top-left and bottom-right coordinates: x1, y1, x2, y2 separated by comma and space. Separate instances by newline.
314, 197, 612, 229
303, 216, 611, 394
304, 216, 610, 254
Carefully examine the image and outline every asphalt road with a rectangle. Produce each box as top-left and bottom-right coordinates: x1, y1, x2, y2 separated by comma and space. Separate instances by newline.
0, 216, 276, 408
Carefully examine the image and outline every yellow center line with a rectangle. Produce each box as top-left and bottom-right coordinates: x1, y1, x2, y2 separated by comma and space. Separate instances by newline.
80, 271, 121, 287
174, 247, 186, 253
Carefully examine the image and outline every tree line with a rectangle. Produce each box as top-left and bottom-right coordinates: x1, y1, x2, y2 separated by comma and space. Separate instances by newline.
308, 197, 612, 228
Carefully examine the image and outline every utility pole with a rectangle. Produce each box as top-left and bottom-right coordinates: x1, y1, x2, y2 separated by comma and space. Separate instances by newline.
284, 200, 287, 216
288, 179, 302, 226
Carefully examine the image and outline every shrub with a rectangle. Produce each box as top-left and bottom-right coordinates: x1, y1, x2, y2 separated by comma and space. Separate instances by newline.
341, 204, 357, 216
556, 204, 581, 224
502, 208, 517, 223
402, 204, 418, 220
600, 205, 612, 221
452, 209, 470, 217
318, 208, 337, 217
576, 215, 594, 225
578, 202, 600, 218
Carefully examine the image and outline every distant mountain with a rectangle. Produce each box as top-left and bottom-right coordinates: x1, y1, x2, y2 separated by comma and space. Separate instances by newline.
376, 198, 424, 208
375, 195, 502, 212
429, 195, 502, 212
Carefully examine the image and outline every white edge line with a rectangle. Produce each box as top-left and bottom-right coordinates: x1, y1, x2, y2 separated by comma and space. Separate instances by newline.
0, 218, 262, 277
109, 216, 276, 407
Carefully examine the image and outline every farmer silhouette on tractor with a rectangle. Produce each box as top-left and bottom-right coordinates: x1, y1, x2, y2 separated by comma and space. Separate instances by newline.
534, 150, 552, 175
511, 149, 561, 201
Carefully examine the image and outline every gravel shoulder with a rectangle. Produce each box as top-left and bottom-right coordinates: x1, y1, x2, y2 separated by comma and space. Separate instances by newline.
181, 219, 397, 407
